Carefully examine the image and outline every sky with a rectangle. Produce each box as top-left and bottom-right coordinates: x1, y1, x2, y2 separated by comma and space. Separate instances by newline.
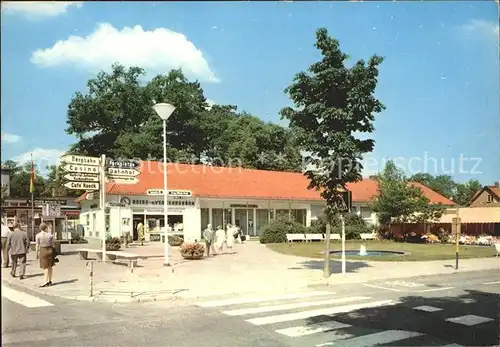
1, 1, 499, 185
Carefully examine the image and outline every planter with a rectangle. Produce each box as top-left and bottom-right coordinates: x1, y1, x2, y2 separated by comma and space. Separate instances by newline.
181, 255, 204, 260
180, 242, 205, 259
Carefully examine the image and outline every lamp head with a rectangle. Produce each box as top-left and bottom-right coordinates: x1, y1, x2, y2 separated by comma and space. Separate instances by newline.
152, 103, 176, 120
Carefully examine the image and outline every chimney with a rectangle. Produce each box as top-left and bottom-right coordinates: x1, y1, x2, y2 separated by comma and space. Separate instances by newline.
495, 181, 500, 189
369, 175, 379, 181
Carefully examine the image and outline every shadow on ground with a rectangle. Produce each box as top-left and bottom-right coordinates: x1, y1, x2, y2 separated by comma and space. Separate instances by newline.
304, 289, 499, 346
292, 259, 370, 275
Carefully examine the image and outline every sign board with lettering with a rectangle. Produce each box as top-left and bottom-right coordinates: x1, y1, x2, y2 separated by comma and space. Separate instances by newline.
86, 191, 98, 200
147, 189, 192, 197
62, 164, 100, 174
60, 155, 100, 166
108, 168, 140, 177
230, 204, 259, 208
106, 159, 140, 169
107, 177, 138, 184
64, 173, 99, 182
27, 198, 68, 206
64, 181, 100, 191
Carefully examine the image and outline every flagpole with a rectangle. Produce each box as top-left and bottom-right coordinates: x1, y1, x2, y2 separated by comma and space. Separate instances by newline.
31, 153, 35, 241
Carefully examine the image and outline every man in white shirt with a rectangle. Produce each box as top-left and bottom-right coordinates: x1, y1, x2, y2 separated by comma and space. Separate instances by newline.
1, 220, 13, 267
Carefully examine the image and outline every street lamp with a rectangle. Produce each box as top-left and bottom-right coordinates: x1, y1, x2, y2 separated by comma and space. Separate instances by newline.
152, 103, 176, 266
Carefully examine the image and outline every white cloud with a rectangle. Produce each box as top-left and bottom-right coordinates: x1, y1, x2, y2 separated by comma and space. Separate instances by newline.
1, 1, 83, 19
12, 148, 65, 173
461, 19, 499, 38
1, 132, 22, 144
31, 23, 219, 83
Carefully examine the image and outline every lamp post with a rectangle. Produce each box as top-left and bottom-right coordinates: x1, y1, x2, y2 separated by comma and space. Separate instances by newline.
152, 103, 176, 266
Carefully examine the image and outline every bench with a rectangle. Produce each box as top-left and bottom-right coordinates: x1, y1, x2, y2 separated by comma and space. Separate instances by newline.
76, 248, 103, 260
286, 234, 306, 242
360, 233, 376, 240
495, 243, 500, 257
331, 233, 341, 241
305, 234, 324, 242
105, 251, 139, 272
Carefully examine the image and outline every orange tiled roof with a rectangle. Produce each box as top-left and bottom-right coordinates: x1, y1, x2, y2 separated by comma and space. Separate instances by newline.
76, 161, 454, 205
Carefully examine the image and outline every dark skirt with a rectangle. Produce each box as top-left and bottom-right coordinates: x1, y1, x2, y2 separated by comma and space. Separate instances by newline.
39, 247, 54, 269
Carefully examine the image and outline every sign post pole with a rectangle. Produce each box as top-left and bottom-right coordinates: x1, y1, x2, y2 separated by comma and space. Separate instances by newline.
341, 214, 346, 275
323, 220, 331, 278
100, 154, 107, 262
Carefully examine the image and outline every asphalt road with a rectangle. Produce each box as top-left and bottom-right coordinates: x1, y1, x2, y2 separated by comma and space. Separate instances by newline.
2, 269, 499, 347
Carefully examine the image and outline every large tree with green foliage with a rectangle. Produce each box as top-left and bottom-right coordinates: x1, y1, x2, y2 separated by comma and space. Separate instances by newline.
373, 161, 444, 233
1, 160, 46, 198
280, 28, 385, 214
66, 63, 302, 171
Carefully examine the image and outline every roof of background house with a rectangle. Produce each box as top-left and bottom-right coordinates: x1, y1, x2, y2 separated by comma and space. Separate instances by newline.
76, 161, 454, 205
468, 184, 500, 206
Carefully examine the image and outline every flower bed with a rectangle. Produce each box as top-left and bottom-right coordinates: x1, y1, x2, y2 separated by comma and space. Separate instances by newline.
168, 235, 184, 247
180, 242, 205, 259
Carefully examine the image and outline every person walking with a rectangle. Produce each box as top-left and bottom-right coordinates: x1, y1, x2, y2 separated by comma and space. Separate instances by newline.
203, 224, 214, 256
215, 225, 226, 255
35, 223, 54, 287
1, 220, 12, 268
137, 222, 145, 246
7, 222, 29, 279
225, 224, 235, 254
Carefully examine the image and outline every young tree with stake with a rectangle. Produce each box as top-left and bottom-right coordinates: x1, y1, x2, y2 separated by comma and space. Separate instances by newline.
280, 28, 385, 278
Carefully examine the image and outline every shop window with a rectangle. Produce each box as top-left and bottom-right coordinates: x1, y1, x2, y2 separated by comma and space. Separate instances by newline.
201, 208, 209, 231
292, 209, 306, 225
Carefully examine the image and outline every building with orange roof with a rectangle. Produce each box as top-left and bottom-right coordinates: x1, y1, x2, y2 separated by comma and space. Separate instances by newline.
77, 161, 454, 242
468, 181, 500, 208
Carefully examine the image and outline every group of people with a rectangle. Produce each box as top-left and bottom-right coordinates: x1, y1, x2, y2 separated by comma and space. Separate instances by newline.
1, 220, 56, 287
202, 223, 243, 256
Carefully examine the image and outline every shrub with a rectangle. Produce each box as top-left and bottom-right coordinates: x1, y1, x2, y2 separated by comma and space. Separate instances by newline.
180, 242, 205, 258
70, 232, 88, 244
105, 237, 121, 251
168, 235, 184, 246
308, 219, 325, 234
260, 215, 307, 244
435, 228, 449, 244
332, 224, 371, 240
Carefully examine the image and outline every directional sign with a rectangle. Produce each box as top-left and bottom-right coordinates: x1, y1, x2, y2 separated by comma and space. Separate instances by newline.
60, 155, 100, 166
107, 158, 140, 169
107, 177, 139, 185
108, 168, 140, 177
64, 173, 99, 182
64, 181, 100, 191
86, 191, 98, 200
147, 189, 192, 196
62, 164, 100, 174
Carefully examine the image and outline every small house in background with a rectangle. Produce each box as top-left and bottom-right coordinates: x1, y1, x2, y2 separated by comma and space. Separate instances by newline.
468, 181, 500, 208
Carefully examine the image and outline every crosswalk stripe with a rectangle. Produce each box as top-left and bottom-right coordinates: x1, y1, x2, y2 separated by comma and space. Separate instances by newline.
2, 286, 54, 308
445, 314, 494, 326
222, 296, 371, 316
196, 291, 333, 308
276, 320, 352, 337
316, 330, 423, 346
246, 299, 399, 326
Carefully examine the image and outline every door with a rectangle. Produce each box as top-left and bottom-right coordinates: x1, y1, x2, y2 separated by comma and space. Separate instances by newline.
132, 215, 144, 241
234, 209, 248, 235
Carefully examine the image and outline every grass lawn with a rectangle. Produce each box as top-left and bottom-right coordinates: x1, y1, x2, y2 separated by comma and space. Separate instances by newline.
266, 240, 497, 261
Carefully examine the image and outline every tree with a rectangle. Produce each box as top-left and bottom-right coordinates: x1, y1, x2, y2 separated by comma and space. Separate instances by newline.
1, 161, 46, 198
410, 173, 456, 200
373, 161, 444, 235
0, 184, 8, 206
280, 27, 385, 215
454, 179, 482, 206
42, 165, 83, 197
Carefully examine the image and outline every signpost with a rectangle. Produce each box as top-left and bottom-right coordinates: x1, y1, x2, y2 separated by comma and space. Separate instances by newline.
62, 164, 100, 174
107, 177, 139, 184
107, 168, 140, 177
64, 182, 100, 190
60, 155, 100, 166
64, 173, 99, 182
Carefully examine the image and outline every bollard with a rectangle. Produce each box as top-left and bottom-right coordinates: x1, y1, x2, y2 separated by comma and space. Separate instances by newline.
86, 261, 94, 297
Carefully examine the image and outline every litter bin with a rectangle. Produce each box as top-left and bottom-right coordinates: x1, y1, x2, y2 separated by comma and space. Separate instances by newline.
53, 240, 62, 255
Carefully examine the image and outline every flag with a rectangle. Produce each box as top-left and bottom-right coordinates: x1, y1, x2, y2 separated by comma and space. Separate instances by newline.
29, 155, 35, 194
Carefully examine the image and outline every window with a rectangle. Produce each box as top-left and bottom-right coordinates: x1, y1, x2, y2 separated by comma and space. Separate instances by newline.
487, 194, 493, 203
92, 213, 96, 230
201, 208, 209, 231
86, 214, 89, 226
360, 207, 372, 219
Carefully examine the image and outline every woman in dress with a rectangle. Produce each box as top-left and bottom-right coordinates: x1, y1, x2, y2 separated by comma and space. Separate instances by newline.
215, 225, 226, 255
225, 224, 234, 254
35, 223, 54, 287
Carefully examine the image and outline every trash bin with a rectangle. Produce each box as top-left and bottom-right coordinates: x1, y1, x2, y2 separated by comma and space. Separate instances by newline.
53, 240, 62, 255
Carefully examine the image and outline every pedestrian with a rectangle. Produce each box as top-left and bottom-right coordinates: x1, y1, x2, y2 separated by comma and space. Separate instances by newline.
35, 223, 55, 287
203, 224, 214, 256
7, 222, 29, 279
225, 224, 234, 254
137, 222, 145, 246
215, 225, 226, 255
1, 219, 12, 268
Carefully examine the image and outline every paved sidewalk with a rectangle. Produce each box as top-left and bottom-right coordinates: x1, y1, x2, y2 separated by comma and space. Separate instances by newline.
1, 240, 498, 304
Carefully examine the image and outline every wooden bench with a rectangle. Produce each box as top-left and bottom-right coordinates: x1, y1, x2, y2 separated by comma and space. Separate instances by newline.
305, 234, 324, 242
76, 248, 103, 260
286, 234, 306, 242
360, 233, 376, 240
105, 251, 139, 272
331, 233, 341, 240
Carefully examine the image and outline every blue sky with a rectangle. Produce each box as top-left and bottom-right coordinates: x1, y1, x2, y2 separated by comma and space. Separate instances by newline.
1, 1, 498, 185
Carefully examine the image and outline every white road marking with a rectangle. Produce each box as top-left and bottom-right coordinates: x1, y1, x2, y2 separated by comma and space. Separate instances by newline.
2, 286, 54, 308
276, 320, 351, 337
414, 287, 454, 293
386, 280, 425, 288
483, 281, 500, 285
460, 298, 476, 304
317, 330, 423, 346
413, 305, 443, 312
446, 314, 494, 326
246, 299, 399, 326
222, 296, 370, 316
363, 283, 401, 292
196, 291, 333, 307
440, 344, 464, 347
